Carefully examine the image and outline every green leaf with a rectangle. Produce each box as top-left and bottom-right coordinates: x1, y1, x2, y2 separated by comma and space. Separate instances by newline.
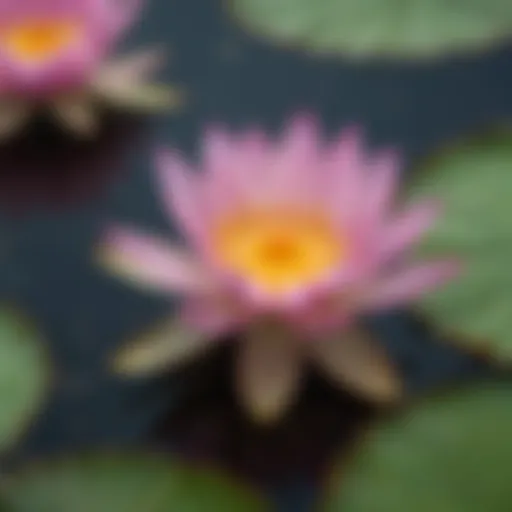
228, 0, 512, 60
323, 380, 512, 511
408, 129, 512, 361
0, 306, 49, 451
4, 454, 268, 512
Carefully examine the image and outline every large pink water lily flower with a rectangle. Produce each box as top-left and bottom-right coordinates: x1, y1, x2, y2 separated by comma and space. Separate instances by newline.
0, 0, 179, 138
99, 116, 459, 424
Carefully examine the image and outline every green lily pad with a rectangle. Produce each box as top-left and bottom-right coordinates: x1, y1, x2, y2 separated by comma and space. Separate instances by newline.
0, 306, 49, 451
323, 380, 512, 511
228, 0, 512, 60
4, 454, 268, 512
407, 129, 512, 360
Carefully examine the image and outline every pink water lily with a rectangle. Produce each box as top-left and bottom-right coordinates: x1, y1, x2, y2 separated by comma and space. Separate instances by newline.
99, 116, 459, 423
0, 0, 179, 138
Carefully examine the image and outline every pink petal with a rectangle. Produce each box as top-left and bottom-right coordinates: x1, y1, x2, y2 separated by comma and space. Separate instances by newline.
292, 300, 353, 337
200, 126, 243, 215
231, 128, 271, 204
363, 260, 461, 310
181, 295, 244, 336
0, 0, 76, 19
203, 126, 237, 176
363, 149, 401, 230
324, 125, 366, 223
154, 149, 208, 247
378, 200, 440, 264
100, 0, 144, 39
201, 127, 270, 212
263, 113, 320, 205
97, 225, 214, 295
202, 125, 271, 211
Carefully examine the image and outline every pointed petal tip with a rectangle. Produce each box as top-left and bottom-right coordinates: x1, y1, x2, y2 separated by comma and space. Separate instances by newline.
153, 147, 197, 199
94, 243, 113, 270
97, 223, 136, 247
402, 197, 444, 229
310, 328, 405, 405
0, 101, 32, 140
94, 244, 125, 281
111, 338, 167, 378
51, 94, 99, 138
141, 45, 170, 64
99, 83, 184, 112
328, 123, 365, 157
239, 126, 268, 147
436, 258, 464, 282
91, 48, 182, 111
237, 373, 301, 426
203, 122, 230, 137
154, 146, 187, 175
362, 381, 404, 406
146, 85, 186, 110
367, 258, 463, 312
111, 316, 217, 378
282, 111, 322, 144
339, 123, 364, 141
241, 399, 292, 426
94, 225, 137, 274
236, 323, 303, 425
377, 147, 402, 168
346, 374, 404, 406
94, 223, 122, 251
110, 345, 148, 378
109, 0, 145, 37
116, 46, 170, 76
286, 110, 319, 128
202, 124, 234, 163
154, 146, 173, 168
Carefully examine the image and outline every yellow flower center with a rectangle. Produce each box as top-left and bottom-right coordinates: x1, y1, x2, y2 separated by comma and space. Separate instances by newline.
212, 209, 346, 294
1, 19, 81, 63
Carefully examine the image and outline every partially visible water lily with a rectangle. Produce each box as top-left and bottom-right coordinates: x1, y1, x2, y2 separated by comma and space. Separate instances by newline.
0, 0, 180, 138
99, 115, 459, 424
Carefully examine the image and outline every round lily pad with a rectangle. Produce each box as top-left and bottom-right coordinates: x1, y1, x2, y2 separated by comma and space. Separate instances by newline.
323, 380, 512, 511
4, 454, 268, 512
228, 0, 512, 60
0, 306, 49, 451
407, 130, 512, 360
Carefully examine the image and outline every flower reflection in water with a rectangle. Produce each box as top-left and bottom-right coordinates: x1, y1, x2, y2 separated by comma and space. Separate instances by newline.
0, 111, 145, 213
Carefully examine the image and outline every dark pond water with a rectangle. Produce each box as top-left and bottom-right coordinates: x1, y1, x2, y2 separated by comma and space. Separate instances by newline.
1, 1, 511, 510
